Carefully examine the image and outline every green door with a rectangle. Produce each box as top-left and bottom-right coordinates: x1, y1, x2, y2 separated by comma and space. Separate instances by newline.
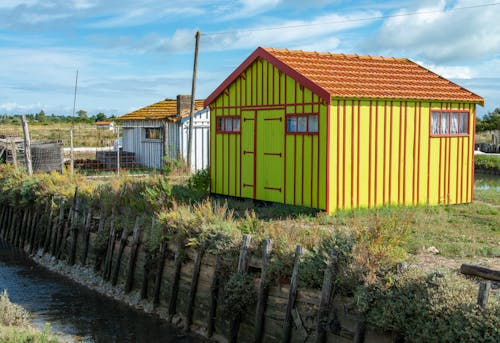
241, 110, 256, 199
255, 109, 285, 203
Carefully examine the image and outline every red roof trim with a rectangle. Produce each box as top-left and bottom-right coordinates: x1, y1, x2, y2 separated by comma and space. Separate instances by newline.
204, 47, 331, 107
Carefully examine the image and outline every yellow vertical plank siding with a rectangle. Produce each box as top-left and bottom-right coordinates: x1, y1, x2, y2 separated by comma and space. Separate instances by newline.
326, 100, 475, 213
210, 59, 327, 210
209, 55, 476, 213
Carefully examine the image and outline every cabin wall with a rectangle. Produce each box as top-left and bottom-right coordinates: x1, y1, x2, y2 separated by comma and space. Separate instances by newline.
210, 58, 327, 209
179, 109, 210, 171
327, 100, 475, 212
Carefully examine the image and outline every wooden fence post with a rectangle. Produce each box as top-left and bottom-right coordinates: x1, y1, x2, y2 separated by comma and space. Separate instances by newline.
125, 217, 141, 293
81, 208, 93, 266
111, 226, 130, 286
186, 243, 206, 331
51, 198, 65, 256
316, 250, 339, 343
153, 241, 168, 305
103, 208, 116, 280
42, 200, 55, 253
229, 234, 252, 343
93, 207, 106, 272
283, 244, 303, 343
207, 254, 221, 338
168, 239, 184, 320
477, 281, 491, 308
254, 238, 273, 343
69, 197, 81, 265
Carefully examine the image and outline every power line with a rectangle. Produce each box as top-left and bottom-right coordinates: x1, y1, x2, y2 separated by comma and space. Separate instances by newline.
201, 2, 500, 36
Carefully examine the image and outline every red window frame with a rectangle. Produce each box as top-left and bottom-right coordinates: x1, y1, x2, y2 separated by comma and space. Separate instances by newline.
285, 113, 319, 135
216, 115, 241, 134
429, 109, 470, 137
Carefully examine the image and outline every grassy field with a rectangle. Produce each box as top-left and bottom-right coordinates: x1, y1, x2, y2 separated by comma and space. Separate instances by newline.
0, 123, 116, 147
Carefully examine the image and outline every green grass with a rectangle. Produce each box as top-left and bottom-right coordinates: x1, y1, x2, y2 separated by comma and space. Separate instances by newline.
475, 188, 500, 206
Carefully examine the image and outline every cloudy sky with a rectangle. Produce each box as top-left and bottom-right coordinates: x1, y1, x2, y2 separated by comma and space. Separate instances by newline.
1, 0, 499, 117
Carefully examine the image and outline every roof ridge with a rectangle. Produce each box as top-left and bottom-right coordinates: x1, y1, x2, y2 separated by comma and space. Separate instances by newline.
263, 47, 408, 62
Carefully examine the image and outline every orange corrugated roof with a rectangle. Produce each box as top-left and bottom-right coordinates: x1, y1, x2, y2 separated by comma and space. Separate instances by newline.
264, 48, 483, 104
117, 98, 205, 121
204, 47, 483, 106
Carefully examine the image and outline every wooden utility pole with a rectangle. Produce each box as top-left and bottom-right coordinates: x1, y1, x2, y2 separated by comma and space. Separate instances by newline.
21, 115, 33, 176
70, 70, 79, 176
187, 31, 200, 171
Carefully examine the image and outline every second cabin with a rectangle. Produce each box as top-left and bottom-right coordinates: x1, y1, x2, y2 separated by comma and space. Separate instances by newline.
204, 47, 484, 213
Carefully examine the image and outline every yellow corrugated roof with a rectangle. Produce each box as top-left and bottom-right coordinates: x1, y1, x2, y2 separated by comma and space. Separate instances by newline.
117, 98, 205, 121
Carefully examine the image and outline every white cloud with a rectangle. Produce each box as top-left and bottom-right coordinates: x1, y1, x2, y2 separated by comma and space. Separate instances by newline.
152, 10, 381, 54
0, 102, 44, 113
367, 0, 500, 62
417, 61, 473, 79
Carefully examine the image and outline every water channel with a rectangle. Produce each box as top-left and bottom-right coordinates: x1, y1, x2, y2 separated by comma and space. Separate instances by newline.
0, 239, 205, 343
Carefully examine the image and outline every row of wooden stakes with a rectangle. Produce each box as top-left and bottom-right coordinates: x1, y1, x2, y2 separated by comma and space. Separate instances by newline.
0, 189, 368, 343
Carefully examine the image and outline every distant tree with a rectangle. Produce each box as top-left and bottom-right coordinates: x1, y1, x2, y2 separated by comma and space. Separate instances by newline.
477, 108, 500, 132
76, 109, 88, 119
35, 110, 46, 122
94, 112, 106, 122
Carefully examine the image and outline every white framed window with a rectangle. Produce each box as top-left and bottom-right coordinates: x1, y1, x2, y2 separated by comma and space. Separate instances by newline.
430, 110, 469, 136
286, 114, 319, 134
216, 116, 240, 133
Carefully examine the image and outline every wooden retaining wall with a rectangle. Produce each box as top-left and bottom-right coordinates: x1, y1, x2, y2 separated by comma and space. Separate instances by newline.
0, 196, 393, 343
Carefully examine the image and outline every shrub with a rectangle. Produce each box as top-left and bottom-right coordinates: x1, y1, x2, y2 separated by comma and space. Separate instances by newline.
475, 155, 500, 172
0, 290, 29, 326
221, 273, 256, 318
187, 168, 210, 195
356, 270, 500, 343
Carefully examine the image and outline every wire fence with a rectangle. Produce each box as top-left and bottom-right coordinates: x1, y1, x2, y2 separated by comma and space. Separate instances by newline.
0, 121, 151, 176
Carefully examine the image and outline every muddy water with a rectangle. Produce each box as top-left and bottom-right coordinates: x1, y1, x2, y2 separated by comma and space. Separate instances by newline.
0, 239, 205, 343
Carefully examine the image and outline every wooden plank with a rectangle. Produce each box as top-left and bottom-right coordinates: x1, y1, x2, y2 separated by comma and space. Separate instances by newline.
353, 320, 366, 343
28, 206, 40, 254
125, 217, 141, 293
69, 196, 81, 265
81, 208, 92, 266
207, 254, 221, 338
316, 250, 339, 343
51, 198, 66, 256
229, 234, 252, 343
140, 253, 152, 300
93, 208, 106, 272
282, 245, 303, 343
111, 226, 130, 286
168, 240, 184, 320
103, 208, 116, 280
460, 264, 500, 281
477, 281, 491, 308
153, 241, 167, 305
18, 208, 28, 249
186, 244, 206, 331
254, 238, 273, 343
42, 200, 55, 253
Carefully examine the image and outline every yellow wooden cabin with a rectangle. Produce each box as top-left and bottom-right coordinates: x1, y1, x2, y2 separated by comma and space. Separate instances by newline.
204, 47, 484, 213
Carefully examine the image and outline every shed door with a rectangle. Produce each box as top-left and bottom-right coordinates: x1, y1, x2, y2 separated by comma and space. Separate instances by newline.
255, 109, 285, 203
241, 110, 256, 198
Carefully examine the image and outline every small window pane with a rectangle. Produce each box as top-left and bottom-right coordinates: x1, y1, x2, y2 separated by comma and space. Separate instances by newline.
287, 116, 297, 132
297, 116, 307, 132
225, 117, 232, 131
451, 112, 459, 134
216, 117, 223, 131
460, 112, 469, 134
441, 112, 450, 134
145, 128, 161, 139
233, 117, 240, 132
431, 112, 440, 134
308, 115, 318, 133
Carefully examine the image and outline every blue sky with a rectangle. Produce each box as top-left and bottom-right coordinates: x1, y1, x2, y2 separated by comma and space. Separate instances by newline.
1, 0, 499, 117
